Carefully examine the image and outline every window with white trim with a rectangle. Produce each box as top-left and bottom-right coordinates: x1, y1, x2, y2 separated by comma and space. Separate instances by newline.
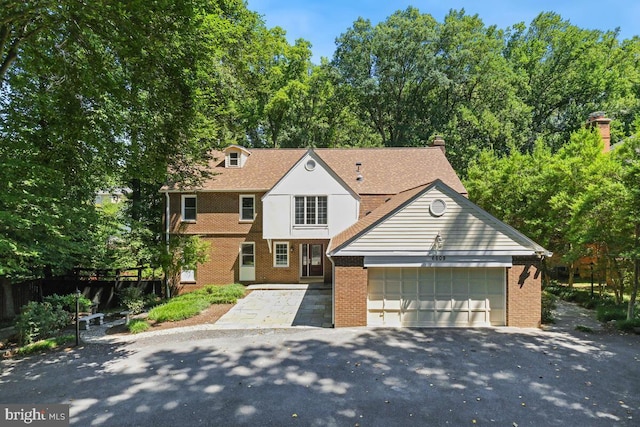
227, 152, 239, 167
274, 242, 289, 267
181, 195, 197, 222
181, 269, 195, 283
240, 195, 255, 221
294, 196, 327, 225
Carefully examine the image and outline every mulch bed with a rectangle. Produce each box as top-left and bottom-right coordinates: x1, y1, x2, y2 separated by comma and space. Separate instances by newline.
105, 303, 235, 335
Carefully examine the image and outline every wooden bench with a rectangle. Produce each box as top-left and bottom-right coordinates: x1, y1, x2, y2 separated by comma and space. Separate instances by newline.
79, 313, 105, 330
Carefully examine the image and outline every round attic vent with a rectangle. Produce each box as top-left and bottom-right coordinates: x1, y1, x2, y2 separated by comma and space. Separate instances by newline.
430, 199, 447, 217
305, 159, 316, 171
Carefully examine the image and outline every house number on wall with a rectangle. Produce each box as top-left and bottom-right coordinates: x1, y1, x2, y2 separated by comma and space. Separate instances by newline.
431, 255, 446, 261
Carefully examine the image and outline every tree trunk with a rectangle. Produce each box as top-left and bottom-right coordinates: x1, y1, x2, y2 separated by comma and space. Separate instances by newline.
628, 223, 639, 320
568, 261, 575, 287
1, 276, 15, 319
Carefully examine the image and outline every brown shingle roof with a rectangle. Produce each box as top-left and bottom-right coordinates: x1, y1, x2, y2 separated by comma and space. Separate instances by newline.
162, 147, 466, 196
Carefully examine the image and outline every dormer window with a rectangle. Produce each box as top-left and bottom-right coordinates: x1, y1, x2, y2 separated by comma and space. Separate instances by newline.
228, 152, 239, 167
224, 145, 251, 168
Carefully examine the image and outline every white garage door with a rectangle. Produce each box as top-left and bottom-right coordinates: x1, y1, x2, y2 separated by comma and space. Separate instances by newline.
368, 267, 505, 327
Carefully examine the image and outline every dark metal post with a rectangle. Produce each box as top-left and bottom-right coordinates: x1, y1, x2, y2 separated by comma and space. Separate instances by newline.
75, 289, 80, 346
590, 262, 594, 298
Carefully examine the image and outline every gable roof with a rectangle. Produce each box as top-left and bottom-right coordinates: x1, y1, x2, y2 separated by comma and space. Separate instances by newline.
328, 179, 550, 257
161, 147, 466, 196
262, 149, 360, 200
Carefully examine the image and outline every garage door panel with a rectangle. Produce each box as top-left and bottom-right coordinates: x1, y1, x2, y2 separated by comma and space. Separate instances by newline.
368, 299, 384, 310
435, 299, 452, 310
402, 310, 419, 324
469, 299, 488, 310
417, 300, 436, 310
452, 299, 469, 310
451, 311, 469, 324
403, 282, 417, 294
368, 267, 506, 327
490, 309, 505, 325
470, 310, 489, 324
403, 298, 419, 310
418, 284, 434, 297
384, 299, 401, 310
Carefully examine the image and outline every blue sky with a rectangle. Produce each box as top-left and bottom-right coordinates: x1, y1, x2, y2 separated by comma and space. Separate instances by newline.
247, 0, 639, 63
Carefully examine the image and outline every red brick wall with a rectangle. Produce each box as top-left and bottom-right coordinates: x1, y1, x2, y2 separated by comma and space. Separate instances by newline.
333, 257, 368, 327
167, 192, 264, 235
506, 257, 542, 328
180, 235, 332, 288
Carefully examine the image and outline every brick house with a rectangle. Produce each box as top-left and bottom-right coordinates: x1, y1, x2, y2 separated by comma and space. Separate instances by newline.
161, 142, 550, 328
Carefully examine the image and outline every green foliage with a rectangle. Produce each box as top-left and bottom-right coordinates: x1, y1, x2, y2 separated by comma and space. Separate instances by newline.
148, 284, 245, 323
615, 318, 640, 332
162, 235, 211, 295
43, 294, 92, 313
15, 335, 75, 357
148, 299, 211, 323
117, 287, 145, 315
541, 291, 557, 324
127, 319, 150, 334
15, 301, 70, 345
596, 305, 628, 323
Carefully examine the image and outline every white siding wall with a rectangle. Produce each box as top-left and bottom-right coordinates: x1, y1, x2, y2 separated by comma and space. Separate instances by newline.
347, 188, 532, 253
262, 154, 359, 239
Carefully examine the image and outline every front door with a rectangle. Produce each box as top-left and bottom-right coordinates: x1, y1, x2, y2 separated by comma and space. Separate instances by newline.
239, 242, 255, 281
301, 244, 323, 277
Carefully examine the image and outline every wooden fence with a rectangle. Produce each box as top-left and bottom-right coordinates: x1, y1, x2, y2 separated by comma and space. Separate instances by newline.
1, 267, 163, 319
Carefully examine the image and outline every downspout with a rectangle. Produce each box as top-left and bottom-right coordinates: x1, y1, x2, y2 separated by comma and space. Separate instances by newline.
164, 191, 171, 298
329, 256, 335, 327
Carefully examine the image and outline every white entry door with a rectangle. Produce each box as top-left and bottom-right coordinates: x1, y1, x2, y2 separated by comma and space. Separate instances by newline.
239, 242, 255, 281
368, 267, 505, 327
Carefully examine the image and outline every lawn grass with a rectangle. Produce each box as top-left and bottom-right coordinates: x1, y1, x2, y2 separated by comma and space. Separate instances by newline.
148, 284, 245, 323
14, 334, 75, 356
127, 319, 150, 334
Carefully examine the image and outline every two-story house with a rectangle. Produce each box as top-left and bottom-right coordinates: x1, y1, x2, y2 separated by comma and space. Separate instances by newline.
161, 142, 550, 328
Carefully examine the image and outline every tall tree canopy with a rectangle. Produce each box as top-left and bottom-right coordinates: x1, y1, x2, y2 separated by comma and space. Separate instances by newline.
330, 8, 640, 173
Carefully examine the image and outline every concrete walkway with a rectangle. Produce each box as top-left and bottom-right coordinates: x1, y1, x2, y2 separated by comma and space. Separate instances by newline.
212, 284, 333, 329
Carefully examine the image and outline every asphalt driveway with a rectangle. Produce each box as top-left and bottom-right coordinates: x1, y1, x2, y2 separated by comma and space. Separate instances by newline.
1, 318, 639, 426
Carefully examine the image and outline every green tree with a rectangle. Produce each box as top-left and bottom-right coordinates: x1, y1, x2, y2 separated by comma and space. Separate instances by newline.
504, 12, 634, 150
465, 128, 611, 285
333, 8, 444, 147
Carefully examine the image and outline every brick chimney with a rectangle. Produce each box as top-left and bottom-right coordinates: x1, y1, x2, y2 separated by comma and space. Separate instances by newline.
586, 111, 611, 152
431, 135, 445, 154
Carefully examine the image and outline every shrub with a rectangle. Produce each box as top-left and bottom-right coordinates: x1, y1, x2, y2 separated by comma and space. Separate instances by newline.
147, 284, 245, 323
127, 319, 150, 334
148, 298, 210, 322
15, 301, 70, 345
616, 318, 640, 332
596, 304, 627, 322
44, 293, 92, 313
15, 334, 75, 356
118, 287, 145, 314
541, 291, 557, 324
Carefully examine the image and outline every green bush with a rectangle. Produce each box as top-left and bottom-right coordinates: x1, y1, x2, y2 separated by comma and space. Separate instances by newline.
44, 293, 92, 313
615, 318, 640, 332
148, 298, 210, 322
118, 287, 145, 314
596, 304, 627, 322
15, 301, 70, 345
15, 334, 75, 356
541, 291, 557, 324
127, 319, 150, 334
147, 284, 245, 323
